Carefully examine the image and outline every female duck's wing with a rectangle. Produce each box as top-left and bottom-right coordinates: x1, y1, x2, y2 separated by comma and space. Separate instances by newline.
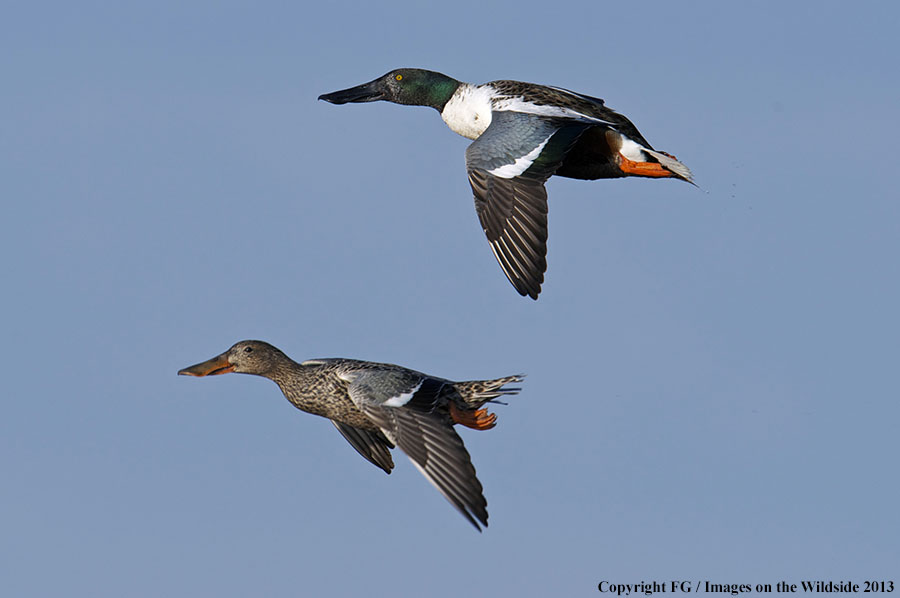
331, 420, 395, 474
465, 111, 591, 299
339, 367, 489, 531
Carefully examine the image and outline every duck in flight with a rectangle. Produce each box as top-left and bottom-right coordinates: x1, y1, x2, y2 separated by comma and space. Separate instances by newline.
179, 340, 522, 530
319, 68, 693, 299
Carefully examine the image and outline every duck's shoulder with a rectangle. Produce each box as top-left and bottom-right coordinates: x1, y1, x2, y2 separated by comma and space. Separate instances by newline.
327, 361, 452, 409
299, 357, 382, 379
301, 358, 424, 381
485, 80, 598, 105
300, 357, 344, 367
484, 80, 627, 125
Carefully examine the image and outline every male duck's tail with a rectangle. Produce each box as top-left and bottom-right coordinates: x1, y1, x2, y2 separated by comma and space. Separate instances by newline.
643, 148, 694, 183
612, 129, 694, 184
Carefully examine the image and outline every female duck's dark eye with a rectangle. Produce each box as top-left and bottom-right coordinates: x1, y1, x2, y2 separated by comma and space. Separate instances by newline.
244, 347, 253, 353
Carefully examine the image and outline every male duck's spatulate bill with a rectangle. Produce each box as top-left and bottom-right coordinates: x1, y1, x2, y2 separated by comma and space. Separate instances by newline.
178, 340, 522, 531
320, 68, 693, 299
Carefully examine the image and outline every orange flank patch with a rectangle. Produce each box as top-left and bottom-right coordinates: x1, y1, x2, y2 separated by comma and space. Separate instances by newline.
618, 153, 673, 178
449, 402, 497, 430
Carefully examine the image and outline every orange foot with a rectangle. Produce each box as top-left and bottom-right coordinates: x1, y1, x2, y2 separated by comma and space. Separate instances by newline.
618, 153, 673, 178
449, 403, 497, 430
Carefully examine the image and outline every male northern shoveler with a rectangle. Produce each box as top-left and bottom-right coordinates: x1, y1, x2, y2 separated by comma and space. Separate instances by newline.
319, 68, 693, 299
178, 340, 522, 531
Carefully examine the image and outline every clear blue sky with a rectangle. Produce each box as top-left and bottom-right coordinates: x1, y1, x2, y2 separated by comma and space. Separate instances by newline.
2, 1, 898, 596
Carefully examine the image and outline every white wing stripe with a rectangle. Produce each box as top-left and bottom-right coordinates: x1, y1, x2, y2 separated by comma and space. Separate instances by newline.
383, 380, 423, 407
487, 138, 550, 179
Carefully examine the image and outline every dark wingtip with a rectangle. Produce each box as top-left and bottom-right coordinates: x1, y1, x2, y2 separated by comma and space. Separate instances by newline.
508, 278, 541, 300
515, 283, 541, 301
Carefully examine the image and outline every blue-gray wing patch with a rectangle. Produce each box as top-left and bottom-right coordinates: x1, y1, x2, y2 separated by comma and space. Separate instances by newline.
466, 111, 590, 299
344, 369, 488, 530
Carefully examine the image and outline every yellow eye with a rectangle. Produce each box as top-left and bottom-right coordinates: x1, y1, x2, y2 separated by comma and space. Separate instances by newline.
395, 74, 403, 81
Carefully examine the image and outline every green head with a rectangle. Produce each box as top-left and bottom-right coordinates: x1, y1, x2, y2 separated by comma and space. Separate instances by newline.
319, 68, 461, 111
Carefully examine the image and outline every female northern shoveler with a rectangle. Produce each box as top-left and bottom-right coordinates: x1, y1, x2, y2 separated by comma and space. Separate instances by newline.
320, 68, 693, 300
178, 340, 522, 531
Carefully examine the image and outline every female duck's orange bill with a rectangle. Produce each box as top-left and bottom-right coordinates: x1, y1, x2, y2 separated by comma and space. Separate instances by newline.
177, 353, 235, 377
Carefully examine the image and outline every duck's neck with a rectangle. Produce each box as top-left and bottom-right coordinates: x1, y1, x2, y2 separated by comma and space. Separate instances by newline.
262, 355, 306, 388
265, 359, 335, 418
404, 71, 461, 112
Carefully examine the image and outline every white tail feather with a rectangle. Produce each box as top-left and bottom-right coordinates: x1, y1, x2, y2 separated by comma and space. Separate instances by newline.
644, 148, 694, 183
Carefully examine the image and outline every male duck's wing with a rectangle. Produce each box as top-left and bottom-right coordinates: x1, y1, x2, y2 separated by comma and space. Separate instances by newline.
339, 367, 489, 530
466, 111, 591, 299
331, 420, 395, 474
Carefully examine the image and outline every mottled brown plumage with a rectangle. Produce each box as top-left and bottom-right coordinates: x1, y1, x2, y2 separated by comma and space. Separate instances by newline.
178, 340, 523, 530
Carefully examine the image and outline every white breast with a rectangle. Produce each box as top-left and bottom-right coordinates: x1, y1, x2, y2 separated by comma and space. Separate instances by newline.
440, 84, 495, 140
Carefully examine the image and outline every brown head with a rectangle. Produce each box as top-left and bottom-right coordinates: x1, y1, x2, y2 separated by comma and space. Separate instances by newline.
177, 340, 291, 378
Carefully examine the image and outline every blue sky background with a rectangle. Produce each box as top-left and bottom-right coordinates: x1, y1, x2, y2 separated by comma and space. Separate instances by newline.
2, 1, 898, 596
